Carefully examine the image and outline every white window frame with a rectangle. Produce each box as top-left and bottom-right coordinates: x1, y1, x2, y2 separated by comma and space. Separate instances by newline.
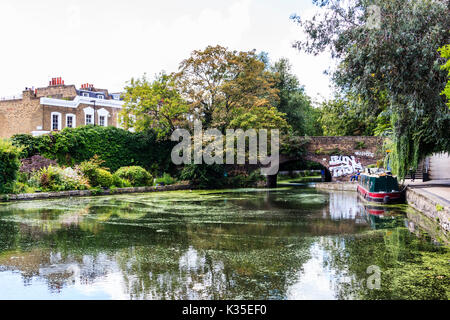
82, 92, 90, 97
50, 112, 62, 131
85, 114, 93, 125
97, 94, 104, 99
117, 114, 123, 129
66, 113, 76, 128
84, 107, 95, 125
97, 108, 109, 126
117, 114, 135, 131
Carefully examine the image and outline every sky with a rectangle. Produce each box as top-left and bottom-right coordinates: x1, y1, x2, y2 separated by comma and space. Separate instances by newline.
0, 0, 334, 103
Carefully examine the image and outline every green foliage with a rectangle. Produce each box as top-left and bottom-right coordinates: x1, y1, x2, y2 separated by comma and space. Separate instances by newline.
95, 169, 114, 189
10, 134, 40, 159
12, 182, 36, 194
319, 97, 376, 136
29, 165, 90, 192
271, 58, 322, 135
355, 141, 366, 150
280, 134, 310, 158
180, 164, 263, 189
10, 126, 175, 174
439, 44, 450, 108
175, 45, 280, 130
180, 164, 226, 189
314, 147, 341, 155
0, 140, 21, 194
155, 173, 177, 186
114, 166, 153, 187
89, 187, 103, 196
112, 174, 132, 188
235, 169, 263, 188
293, 0, 450, 178
121, 72, 190, 139
77, 157, 113, 188
229, 106, 290, 132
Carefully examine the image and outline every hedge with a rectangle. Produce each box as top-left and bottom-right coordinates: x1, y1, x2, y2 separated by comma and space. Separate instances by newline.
0, 140, 22, 193
11, 126, 176, 173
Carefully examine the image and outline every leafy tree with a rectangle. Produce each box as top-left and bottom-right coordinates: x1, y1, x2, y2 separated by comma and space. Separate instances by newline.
439, 44, 450, 108
121, 72, 189, 139
175, 45, 280, 130
319, 96, 377, 136
271, 58, 322, 135
292, 0, 450, 177
229, 106, 290, 131
0, 140, 21, 193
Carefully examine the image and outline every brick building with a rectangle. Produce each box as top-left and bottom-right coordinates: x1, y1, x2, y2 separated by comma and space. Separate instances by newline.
0, 77, 124, 138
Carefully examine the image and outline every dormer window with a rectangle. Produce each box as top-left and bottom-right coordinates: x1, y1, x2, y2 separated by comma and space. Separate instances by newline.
82, 92, 89, 97
97, 95, 104, 99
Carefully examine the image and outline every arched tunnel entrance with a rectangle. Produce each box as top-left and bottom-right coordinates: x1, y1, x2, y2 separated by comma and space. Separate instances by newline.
266, 159, 332, 188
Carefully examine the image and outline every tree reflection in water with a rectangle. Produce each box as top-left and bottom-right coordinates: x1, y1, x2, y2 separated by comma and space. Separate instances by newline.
0, 188, 447, 299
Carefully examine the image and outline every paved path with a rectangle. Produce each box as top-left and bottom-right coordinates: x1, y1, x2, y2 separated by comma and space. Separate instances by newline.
404, 179, 450, 207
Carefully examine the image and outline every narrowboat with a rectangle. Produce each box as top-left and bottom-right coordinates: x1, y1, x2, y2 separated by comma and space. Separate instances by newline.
357, 172, 405, 204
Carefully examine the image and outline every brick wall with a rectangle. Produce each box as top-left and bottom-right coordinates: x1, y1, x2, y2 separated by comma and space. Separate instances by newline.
35, 85, 77, 99
305, 136, 383, 155
0, 94, 43, 139
42, 104, 121, 131
0, 86, 122, 138
280, 136, 385, 181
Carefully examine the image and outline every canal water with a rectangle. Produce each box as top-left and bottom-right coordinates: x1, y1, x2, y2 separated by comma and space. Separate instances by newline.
0, 187, 448, 300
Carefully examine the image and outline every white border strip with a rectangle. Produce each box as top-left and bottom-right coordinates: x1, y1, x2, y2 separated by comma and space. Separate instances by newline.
40, 96, 124, 109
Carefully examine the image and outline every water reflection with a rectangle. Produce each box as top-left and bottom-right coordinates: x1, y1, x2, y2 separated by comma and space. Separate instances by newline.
0, 188, 448, 299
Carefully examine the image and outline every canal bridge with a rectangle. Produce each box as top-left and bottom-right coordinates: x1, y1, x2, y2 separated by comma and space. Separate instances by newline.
265, 136, 384, 187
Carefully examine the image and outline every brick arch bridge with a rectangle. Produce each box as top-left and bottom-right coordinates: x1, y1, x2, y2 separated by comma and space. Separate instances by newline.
266, 136, 384, 187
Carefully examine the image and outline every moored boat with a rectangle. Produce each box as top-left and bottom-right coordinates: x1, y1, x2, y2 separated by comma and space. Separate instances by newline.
357, 171, 405, 204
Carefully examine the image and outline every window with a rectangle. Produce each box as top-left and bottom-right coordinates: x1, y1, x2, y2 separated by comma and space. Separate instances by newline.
97, 95, 104, 99
51, 112, 61, 131
52, 114, 59, 130
97, 108, 109, 126
82, 92, 90, 97
83, 107, 94, 125
66, 114, 76, 128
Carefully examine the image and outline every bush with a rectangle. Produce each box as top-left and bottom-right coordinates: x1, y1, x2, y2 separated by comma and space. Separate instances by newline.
20, 155, 57, 175
0, 140, 21, 194
180, 164, 226, 189
95, 168, 113, 188
29, 165, 89, 191
114, 166, 153, 187
12, 182, 36, 194
180, 165, 264, 189
225, 169, 263, 188
10, 134, 41, 159
77, 156, 110, 187
155, 173, 176, 186
112, 174, 131, 188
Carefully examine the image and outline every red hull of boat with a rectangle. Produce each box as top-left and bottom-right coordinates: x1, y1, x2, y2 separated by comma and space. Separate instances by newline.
357, 185, 404, 203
